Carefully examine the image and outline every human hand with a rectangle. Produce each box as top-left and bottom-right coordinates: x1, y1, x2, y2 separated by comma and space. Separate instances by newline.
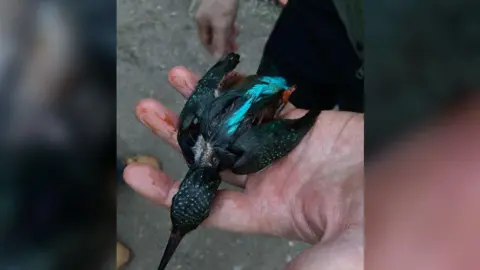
124, 67, 364, 269
196, 0, 239, 59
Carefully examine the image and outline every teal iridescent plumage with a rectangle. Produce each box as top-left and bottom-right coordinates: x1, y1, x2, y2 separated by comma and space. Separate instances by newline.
157, 53, 320, 270
224, 76, 289, 135
176, 53, 240, 166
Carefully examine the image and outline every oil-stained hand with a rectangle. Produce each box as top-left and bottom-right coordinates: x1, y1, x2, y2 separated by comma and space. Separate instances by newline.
124, 66, 364, 270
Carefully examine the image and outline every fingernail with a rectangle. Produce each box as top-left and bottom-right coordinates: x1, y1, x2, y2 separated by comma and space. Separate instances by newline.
138, 116, 156, 132
168, 68, 188, 86
186, 77, 196, 90
169, 74, 185, 89
154, 112, 176, 132
180, 78, 191, 91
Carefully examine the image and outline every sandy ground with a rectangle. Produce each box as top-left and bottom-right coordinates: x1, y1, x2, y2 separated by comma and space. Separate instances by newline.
117, 0, 308, 269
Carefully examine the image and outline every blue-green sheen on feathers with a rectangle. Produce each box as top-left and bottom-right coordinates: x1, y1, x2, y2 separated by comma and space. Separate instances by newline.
225, 76, 289, 135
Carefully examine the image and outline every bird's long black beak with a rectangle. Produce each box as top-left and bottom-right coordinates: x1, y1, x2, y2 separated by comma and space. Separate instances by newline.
157, 228, 184, 270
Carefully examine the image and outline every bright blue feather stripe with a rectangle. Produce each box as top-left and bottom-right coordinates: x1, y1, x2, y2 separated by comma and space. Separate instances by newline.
225, 76, 289, 135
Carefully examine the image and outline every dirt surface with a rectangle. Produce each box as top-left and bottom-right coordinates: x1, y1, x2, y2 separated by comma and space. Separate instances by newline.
117, 0, 308, 269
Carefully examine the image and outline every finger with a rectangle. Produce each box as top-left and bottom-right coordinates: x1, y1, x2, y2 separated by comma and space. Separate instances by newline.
167, 66, 199, 98
124, 163, 262, 233
135, 98, 180, 150
227, 25, 239, 52
228, 42, 238, 52
196, 16, 212, 48
123, 163, 179, 207
227, 39, 238, 52
232, 24, 239, 37
278, 0, 288, 7
211, 24, 230, 59
279, 102, 298, 117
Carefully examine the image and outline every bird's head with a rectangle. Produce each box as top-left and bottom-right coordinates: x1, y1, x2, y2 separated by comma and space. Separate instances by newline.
171, 167, 221, 233
157, 167, 221, 270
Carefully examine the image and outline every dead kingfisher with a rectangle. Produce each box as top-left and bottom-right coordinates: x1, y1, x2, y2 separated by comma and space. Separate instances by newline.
157, 53, 320, 270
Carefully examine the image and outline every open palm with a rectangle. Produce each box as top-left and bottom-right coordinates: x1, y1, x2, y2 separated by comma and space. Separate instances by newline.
124, 66, 364, 269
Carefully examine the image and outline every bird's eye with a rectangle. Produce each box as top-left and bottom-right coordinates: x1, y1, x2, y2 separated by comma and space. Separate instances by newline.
193, 117, 198, 125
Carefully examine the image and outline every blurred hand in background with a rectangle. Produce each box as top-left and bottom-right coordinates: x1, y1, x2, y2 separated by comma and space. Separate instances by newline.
196, 0, 239, 59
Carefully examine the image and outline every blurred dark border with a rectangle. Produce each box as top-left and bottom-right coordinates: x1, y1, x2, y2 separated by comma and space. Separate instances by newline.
0, 1, 116, 269
365, 0, 480, 159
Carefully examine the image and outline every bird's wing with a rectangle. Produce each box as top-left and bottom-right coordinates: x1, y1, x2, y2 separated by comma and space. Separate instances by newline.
177, 53, 240, 165
178, 53, 240, 131
229, 110, 320, 174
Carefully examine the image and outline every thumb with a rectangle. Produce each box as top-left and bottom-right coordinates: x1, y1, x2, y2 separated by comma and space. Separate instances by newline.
123, 163, 262, 233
